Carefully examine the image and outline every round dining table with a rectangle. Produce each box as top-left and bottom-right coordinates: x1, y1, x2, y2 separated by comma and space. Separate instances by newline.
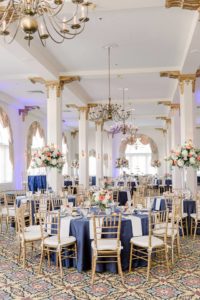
68, 214, 149, 273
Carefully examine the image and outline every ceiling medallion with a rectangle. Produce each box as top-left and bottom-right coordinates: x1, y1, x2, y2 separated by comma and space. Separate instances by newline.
88, 45, 131, 123
0, 0, 93, 46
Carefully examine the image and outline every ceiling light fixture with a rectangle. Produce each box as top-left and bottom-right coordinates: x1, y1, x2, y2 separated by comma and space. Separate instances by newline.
88, 45, 131, 123
0, 0, 93, 46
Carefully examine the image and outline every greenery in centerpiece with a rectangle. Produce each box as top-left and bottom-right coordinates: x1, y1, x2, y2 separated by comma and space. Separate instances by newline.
115, 157, 129, 168
165, 140, 200, 169
92, 189, 113, 210
31, 145, 65, 171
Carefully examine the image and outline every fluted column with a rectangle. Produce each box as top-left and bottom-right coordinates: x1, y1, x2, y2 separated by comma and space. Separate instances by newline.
96, 121, 103, 187
171, 107, 182, 189
46, 81, 62, 193
179, 76, 197, 194
78, 108, 89, 188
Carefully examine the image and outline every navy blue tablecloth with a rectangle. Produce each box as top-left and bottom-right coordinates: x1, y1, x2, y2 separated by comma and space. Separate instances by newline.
64, 180, 73, 187
91, 177, 96, 186
68, 196, 76, 207
69, 214, 148, 272
165, 179, 172, 186
28, 175, 46, 192
118, 191, 128, 206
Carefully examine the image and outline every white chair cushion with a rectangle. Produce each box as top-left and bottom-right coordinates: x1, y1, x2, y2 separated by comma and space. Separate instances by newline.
153, 228, 178, 237
182, 213, 188, 218
20, 230, 47, 242
191, 213, 200, 220
43, 235, 76, 248
24, 225, 41, 232
2, 207, 15, 216
91, 239, 122, 251
130, 235, 164, 248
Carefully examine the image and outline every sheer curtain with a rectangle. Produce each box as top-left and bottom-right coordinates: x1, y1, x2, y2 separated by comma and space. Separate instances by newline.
27, 129, 45, 175
0, 123, 12, 183
62, 136, 68, 175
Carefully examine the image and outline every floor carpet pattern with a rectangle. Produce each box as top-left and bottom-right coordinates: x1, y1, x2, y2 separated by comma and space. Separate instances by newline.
0, 230, 200, 300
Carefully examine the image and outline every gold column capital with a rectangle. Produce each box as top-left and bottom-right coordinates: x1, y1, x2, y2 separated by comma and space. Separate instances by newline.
71, 129, 78, 138
95, 120, 104, 131
165, 0, 200, 10
160, 71, 197, 94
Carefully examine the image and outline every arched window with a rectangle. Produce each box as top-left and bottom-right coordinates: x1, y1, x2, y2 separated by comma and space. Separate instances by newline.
0, 108, 13, 183
62, 134, 68, 175
125, 139, 156, 175
27, 122, 45, 175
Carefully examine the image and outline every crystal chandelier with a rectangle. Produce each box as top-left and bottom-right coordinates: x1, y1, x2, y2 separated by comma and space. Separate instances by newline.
0, 0, 93, 45
88, 45, 131, 122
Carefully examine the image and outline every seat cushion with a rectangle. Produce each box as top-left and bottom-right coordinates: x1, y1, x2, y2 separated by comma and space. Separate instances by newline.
130, 235, 164, 248
191, 213, 200, 220
153, 228, 178, 237
20, 230, 47, 242
2, 207, 15, 216
24, 225, 41, 232
43, 235, 76, 248
91, 239, 122, 251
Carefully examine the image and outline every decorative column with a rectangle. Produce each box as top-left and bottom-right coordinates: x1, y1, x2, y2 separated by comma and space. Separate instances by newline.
107, 133, 113, 177
170, 105, 182, 189
179, 75, 197, 194
78, 108, 89, 188
46, 81, 62, 193
160, 71, 199, 194
95, 121, 103, 187
166, 120, 171, 175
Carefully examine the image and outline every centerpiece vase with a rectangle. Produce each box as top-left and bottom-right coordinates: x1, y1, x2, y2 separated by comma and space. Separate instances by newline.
181, 167, 187, 190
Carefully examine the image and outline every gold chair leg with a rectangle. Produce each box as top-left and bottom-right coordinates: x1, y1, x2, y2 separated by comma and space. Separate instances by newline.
22, 245, 26, 268
177, 235, 180, 257
117, 252, 124, 284
18, 242, 22, 263
185, 218, 188, 236
180, 219, 184, 238
129, 243, 133, 272
171, 239, 174, 265
194, 221, 197, 240
47, 250, 51, 267
39, 246, 44, 274
58, 250, 63, 278
191, 218, 193, 236
165, 245, 170, 273
147, 249, 152, 281
91, 255, 97, 285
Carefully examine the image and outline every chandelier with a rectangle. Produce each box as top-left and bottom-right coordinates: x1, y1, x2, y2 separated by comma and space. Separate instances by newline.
0, 0, 93, 45
88, 45, 131, 122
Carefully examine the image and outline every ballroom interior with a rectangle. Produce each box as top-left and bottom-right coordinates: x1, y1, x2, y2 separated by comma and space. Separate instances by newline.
0, 0, 200, 299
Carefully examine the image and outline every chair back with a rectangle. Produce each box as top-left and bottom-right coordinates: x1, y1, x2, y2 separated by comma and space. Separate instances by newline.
149, 209, 169, 247
51, 197, 63, 210
92, 214, 122, 249
112, 190, 119, 203
40, 211, 61, 242
195, 195, 200, 220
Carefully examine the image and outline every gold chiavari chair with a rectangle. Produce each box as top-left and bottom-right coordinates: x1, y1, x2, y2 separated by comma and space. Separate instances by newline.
129, 210, 169, 280
112, 189, 119, 204
51, 197, 64, 211
32, 195, 50, 224
39, 211, 77, 278
16, 205, 46, 268
153, 204, 180, 265
191, 195, 200, 239
91, 213, 123, 284
3, 193, 17, 232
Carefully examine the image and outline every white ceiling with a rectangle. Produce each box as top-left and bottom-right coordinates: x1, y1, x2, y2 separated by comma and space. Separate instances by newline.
0, 0, 200, 130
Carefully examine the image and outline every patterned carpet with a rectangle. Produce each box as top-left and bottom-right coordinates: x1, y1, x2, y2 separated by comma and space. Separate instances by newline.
0, 230, 200, 300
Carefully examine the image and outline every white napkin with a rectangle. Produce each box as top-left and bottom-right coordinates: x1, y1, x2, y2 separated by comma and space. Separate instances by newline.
89, 218, 103, 240
155, 198, 161, 211
127, 215, 142, 237
127, 191, 131, 202
60, 216, 73, 238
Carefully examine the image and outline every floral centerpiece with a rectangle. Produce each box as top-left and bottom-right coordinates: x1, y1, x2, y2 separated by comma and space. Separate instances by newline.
31, 145, 65, 171
115, 157, 129, 168
151, 159, 161, 168
71, 159, 79, 169
92, 189, 113, 210
166, 140, 200, 169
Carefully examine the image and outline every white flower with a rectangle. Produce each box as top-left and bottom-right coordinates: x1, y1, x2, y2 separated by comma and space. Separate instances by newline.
171, 154, 177, 160
52, 159, 57, 166
181, 150, 188, 157
177, 159, 184, 167
190, 157, 196, 165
